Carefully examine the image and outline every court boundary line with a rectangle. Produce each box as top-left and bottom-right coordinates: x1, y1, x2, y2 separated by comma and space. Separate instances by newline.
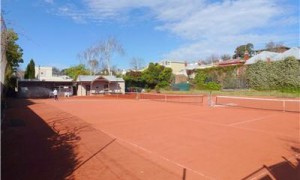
174, 115, 297, 139
299, 114, 300, 143
216, 96, 300, 102
98, 129, 216, 180
228, 114, 276, 126
50, 99, 138, 103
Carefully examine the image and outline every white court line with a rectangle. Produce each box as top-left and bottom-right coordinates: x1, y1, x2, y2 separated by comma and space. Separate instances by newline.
99, 129, 216, 180
216, 96, 300, 102
178, 115, 296, 139
228, 114, 276, 126
299, 114, 300, 143
53, 99, 135, 103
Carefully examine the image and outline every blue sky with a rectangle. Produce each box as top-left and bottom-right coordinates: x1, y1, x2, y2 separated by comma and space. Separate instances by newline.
2, 0, 299, 70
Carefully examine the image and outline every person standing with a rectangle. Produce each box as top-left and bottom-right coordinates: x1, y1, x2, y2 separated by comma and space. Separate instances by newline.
66, 88, 70, 97
53, 89, 58, 100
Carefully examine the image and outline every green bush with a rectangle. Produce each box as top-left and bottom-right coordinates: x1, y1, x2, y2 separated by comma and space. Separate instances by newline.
246, 56, 300, 91
193, 56, 299, 93
205, 82, 221, 91
155, 85, 160, 93
194, 65, 246, 90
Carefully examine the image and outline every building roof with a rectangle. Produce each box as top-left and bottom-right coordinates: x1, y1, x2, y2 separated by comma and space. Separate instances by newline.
245, 47, 300, 65
18, 79, 73, 83
217, 59, 245, 66
185, 63, 199, 70
185, 62, 215, 70
245, 51, 280, 65
159, 60, 186, 63
254, 46, 290, 53
274, 47, 300, 60
77, 75, 124, 82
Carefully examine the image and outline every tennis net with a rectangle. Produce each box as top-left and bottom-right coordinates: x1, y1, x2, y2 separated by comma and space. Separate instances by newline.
139, 93, 204, 105
215, 96, 300, 112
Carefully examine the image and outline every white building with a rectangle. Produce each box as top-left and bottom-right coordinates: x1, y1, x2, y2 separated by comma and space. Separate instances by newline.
35, 66, 72, 82
159, 60, 186, 74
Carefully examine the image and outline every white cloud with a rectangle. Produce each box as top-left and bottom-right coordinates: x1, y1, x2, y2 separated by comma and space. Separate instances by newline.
44, 0, 54, 4
164, 33, 297, 61
156, 0, 282, 39
46, 0, 298, 60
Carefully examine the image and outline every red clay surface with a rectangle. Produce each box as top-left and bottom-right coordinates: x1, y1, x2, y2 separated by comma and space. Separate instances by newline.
2, 96, 300, 180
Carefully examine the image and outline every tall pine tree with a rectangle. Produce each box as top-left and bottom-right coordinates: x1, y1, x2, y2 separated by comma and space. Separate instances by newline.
24, 59, 35, 79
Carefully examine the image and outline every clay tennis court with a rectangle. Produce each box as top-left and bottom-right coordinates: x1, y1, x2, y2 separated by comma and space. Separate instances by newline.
2, 95, 300, 180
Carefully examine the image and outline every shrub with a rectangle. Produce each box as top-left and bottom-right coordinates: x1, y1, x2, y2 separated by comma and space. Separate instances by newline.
205, 82, 221, 91
246, 56, 300, 91
155, 85, 160, 93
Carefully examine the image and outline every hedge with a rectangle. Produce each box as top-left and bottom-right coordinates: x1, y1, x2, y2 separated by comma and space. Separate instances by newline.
193, 56, 300, 92
246, 56, 300, 92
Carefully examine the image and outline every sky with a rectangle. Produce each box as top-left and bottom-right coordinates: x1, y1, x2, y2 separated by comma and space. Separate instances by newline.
2, 0, 299, 70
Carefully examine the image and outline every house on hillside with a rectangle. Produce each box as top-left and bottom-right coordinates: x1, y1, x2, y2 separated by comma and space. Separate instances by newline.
216, 50, 250, 67
76, 75, 125, 96
159, 60, 186, 74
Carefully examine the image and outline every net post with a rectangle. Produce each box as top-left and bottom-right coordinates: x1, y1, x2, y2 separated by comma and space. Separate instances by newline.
283, 100, 286, 112
208, 91, 212, 107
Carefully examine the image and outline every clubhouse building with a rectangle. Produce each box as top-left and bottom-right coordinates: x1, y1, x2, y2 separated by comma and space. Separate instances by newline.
76, 75, 125, 96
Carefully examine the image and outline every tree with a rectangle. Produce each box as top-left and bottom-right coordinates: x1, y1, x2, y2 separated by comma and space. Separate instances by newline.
194, 70, 207, 89
96, 37, 124, 75
24, 59, 35, 79
78, 46, 99, 75
206, 54, 220, 64
193, 69, 222, 90
4, 29, 23, 70
123, 71, 144, 89
141, 63, 161, 88
265, 41, 284, 52
88, 59, 99, 75
63, 64, 90, 80
221, 54, 231, 61
130, 57, 144, 70
3, 29, 23, 95
158, 67, 172, 88
233, 43, 254, 59
98, 65, 120, 76
79, 37, 124, 75
52, 67, 62, 76
141, 63, 172, 89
